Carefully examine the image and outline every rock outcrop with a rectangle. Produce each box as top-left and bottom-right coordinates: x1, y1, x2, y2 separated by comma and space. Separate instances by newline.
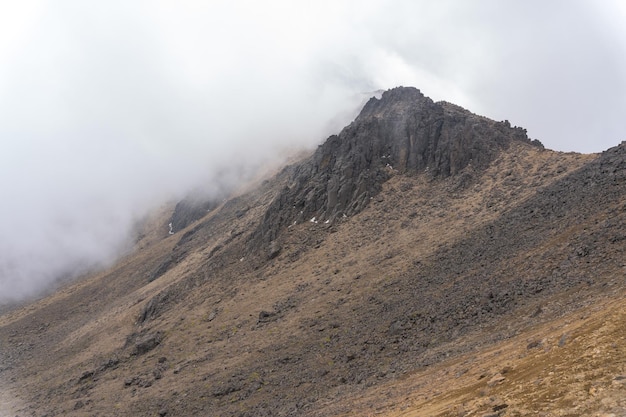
169, 196, 222, 233
255, 86, 540, 244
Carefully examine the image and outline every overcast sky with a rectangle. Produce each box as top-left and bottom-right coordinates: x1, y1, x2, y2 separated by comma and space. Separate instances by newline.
0, 0, 625, 302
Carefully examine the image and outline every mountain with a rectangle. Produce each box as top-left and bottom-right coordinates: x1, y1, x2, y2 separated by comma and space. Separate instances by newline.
1, 87, 625, 417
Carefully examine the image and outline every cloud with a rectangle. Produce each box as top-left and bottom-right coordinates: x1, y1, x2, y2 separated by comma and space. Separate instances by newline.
0, 0, 625, 301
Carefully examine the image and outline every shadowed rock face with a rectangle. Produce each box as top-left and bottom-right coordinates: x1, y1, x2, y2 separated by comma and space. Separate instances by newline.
169, 197, 221, 233
256, 86, 539, 244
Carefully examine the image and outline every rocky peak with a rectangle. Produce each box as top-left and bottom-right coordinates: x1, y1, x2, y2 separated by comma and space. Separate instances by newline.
355, 86, 430, 122
254, 86, 541, 246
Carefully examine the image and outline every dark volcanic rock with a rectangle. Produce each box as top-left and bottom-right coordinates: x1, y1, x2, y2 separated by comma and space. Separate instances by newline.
254, 86, 537, 244
169, 197, 221, 233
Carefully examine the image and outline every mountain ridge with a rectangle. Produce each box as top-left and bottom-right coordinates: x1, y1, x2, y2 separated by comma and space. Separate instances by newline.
1, 87, 625, 417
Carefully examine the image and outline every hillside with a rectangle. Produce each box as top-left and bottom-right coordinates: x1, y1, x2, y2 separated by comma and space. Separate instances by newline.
1, 87, 625, 417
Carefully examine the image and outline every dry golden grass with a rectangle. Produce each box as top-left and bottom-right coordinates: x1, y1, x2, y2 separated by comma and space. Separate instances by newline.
337, 290, 626, 417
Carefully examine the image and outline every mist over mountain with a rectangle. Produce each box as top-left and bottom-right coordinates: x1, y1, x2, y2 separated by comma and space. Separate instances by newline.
0, 91, 366, 303
1, 1, 625, 305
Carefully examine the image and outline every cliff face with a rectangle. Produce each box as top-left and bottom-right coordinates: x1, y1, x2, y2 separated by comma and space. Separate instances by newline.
256, 86, 539, 244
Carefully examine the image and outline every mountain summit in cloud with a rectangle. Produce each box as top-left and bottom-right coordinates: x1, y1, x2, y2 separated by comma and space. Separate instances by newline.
2, 1, 625, 305
1, 87, 626, 417
255, 86, 543, 244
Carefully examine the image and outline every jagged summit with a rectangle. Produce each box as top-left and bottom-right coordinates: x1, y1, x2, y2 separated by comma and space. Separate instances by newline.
256, 86, 541, 244
355, 86, 429, 121
350, 86, 537, 176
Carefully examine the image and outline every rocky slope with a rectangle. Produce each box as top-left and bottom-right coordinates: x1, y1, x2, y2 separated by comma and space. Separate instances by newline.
0, 87, 624, 417
255, 87, 542, 245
